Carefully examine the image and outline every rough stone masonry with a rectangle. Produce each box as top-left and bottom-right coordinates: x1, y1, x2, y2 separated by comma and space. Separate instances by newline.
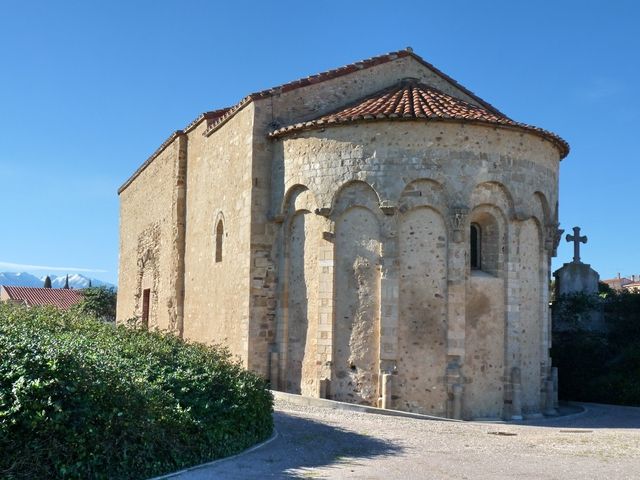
117, 48, 569, 420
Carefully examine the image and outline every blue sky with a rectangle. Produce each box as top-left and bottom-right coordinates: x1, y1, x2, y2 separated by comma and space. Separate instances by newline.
0, 0, 638, 284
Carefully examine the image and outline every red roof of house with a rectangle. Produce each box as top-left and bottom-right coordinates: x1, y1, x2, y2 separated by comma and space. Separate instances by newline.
1, 286, 83, 310
270, 80, 569, 157
602, 277, 633, 289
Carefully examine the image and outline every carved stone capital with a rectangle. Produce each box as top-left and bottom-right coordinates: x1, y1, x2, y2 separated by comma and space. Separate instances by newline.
450, 207, 469, 243
545, 223, 564, 256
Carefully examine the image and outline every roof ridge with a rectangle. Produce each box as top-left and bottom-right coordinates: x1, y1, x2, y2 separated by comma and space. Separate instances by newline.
203, 49, 415, 137
248, 50, 408, 99
183, 108, 232, 133
204, 48, 506, 137
118, 107, 233, 194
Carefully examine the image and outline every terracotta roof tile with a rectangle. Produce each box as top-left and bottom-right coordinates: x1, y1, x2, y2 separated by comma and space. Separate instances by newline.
202, 48, 505, 137
183, 108, 231, 134
270, 80, 569, 158
2, 286, 84, 310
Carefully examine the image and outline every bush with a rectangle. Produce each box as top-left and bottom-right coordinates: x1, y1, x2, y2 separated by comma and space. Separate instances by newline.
0, 303, 273, 479
552, 289, 640, 406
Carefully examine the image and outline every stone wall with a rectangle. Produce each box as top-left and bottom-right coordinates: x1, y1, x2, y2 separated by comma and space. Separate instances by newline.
117, 135, 185, 332
181, 105, 255, 365
274, 123, 558, 213
518, 219, 544, 413
397, 207, 448, 415
333, 205, 381, 404
268, 120, 559, 418
285, 210, 320, 395
464, 275, 505, 419
272, 187, 325, 394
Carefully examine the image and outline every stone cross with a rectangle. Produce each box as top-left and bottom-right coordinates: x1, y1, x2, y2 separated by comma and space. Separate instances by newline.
566, 226, 587, 263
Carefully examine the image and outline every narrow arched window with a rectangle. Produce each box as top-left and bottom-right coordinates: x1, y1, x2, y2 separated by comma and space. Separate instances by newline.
470, 223, 481, 270
215, 220, 224, 263
141, 288, 150, 329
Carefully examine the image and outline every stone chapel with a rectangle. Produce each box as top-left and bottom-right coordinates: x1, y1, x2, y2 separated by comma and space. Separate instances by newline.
117, 49, 569, 420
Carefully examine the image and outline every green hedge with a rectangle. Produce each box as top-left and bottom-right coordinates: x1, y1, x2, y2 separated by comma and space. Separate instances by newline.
0, 303, 273, 479
552, 289, 640, 406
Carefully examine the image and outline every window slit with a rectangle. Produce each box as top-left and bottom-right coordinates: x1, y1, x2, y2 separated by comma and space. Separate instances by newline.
470, 223, 481, 270
215, 220, 224, 263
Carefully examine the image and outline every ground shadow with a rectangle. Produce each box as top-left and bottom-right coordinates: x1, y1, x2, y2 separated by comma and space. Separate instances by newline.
513, 402, 640, 429
176, 411, 403, 479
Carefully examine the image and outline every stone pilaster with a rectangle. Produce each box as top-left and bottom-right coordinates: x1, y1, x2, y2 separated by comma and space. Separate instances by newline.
540, 247, 551, 398
446, 207, 468, 418
542, 223, 558, 412
171, 133, 188, 338
316, 216, 335, 396
545, 223, 561, 360
379, 212, 399, 407
273, 218, 288, 391
447, 207, 468, 357
504, 221, 521, 419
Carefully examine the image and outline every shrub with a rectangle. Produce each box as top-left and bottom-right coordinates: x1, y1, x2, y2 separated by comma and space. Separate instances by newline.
0, 303, 273, 479
552, 289, 640, 406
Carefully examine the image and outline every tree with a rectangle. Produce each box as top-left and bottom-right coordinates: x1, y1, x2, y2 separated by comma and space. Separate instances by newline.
77, 286, 117, 322
63, 275, 69, 289
43, 276, 52, 288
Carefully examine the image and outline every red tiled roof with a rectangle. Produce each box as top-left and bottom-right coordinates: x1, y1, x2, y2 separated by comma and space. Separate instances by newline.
270, 80, 569, 158
183, 108, 231, 134
202, 48, 506, 138
2, 286, 84, 310
602, 277, 633, 287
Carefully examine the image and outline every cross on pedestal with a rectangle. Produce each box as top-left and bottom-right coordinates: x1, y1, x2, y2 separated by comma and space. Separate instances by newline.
566, 226, 587, 263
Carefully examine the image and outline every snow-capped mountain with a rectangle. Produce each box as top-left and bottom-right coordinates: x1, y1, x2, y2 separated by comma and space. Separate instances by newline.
45, 274, 113, 289
0, 272, 114, 289
0, 272, 44, 288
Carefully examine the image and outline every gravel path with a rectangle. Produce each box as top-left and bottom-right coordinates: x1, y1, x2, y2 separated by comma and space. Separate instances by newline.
172, 400, 640, 479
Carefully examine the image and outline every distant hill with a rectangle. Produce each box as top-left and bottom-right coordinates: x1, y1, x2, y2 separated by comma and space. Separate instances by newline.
0, 272, 43, 288
45, 274, 113, 289
0, 272, 114, 289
